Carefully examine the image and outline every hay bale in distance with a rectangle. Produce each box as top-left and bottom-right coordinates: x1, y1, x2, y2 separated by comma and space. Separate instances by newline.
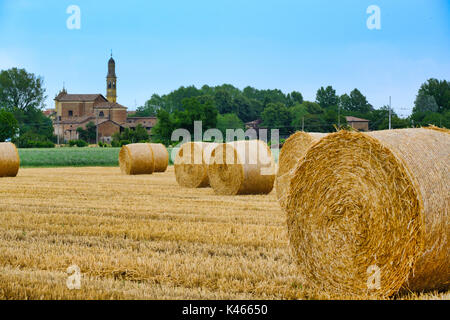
207, 140, 276, 195
276, 132, 326, 209
174, 142, 218, 188
285, 129, 449, 298
0, 142, 20, 177
148, 143, 169, 172
119, 143, 154, 175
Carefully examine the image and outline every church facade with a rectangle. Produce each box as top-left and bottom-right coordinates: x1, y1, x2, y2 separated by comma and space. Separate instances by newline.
53, 56, 156, 143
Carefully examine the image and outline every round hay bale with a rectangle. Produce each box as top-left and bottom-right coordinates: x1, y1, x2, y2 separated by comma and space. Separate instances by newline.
149, 143, 169, 172
423, 125, 449, 134
207, 140, 276, 195
174, 142, 219, 188
119, 143, 154, 175
276, 132, 326, 209
0, 142, 20, 177
285, 129, 449, 298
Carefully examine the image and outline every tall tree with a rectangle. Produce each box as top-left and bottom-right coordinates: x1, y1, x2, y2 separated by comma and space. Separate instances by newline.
413, 91, 439, 113
0, 68, 46, 112
417, 78, 450, 113
316, 86, 338, 109
340, 89, 373, 114
0, 109, 18, 142
261, 102, 292, 135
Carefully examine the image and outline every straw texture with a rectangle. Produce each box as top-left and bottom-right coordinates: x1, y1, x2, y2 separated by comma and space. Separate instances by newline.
423, 125, 449, 134
207, 140, 276, 195
276, 132, 326, 209
174, 142, 219, 188
285, 128, 449, 298
119, 143, 154, 175
149, 143, 169, 172
0, 142, 20, 177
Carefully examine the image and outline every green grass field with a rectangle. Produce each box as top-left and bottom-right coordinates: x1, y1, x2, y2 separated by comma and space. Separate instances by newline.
18, 146, 278, 168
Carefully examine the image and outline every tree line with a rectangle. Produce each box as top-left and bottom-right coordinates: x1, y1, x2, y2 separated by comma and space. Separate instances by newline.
136, 80, 450, 144
0, 67, 449, 146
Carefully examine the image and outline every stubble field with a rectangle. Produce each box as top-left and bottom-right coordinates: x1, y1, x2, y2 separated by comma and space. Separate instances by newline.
0, 167, 447, 300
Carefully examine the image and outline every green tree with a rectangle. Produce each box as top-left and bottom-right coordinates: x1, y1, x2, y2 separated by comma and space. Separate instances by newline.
417, 78, 450, 113
216, 113, 245, 135
0, 109, 18, 141
232, 95, 255, 123
340, 89, 373, 114
413, 92, 439, 113
261, 102, 291, 135
0, 68, 46, 112
76, 121, 97, 143
303, 101, 323, 114
316, 86, 338, 109
287, 91, 304, 106
213, 89, 233, 114
290, 103, 309, 131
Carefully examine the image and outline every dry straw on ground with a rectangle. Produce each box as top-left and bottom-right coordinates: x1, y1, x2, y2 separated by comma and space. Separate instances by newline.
119, 143, 154, 175
0, 142, 20, 178
174, 142, 218, 188
207, 140, 276, 195
149, 143, 169, 172
276, 132, 326, 209
285, 128, 449, 298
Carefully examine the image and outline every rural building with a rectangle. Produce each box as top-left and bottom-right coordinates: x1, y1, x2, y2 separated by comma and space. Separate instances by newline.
52, 56, 156, 143
345, 116, 370, 132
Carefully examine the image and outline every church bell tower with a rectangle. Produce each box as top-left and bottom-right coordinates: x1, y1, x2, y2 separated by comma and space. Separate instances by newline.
106, 53, 117, 103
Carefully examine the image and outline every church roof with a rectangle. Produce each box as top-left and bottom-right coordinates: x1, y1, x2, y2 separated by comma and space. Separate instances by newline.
94, 102, 127, 109
55, 93, 107, 102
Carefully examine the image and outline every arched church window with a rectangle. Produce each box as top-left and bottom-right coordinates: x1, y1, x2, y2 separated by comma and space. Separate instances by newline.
113, 82, 116, 89
68, 110, 73, 117
99, 111, 105, 118
108, 81, 111, 89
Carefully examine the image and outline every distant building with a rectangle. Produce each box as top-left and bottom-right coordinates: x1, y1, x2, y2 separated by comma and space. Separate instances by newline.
53, 56, 156, 143
245, 119, 263, 130
345, 116, 370, 132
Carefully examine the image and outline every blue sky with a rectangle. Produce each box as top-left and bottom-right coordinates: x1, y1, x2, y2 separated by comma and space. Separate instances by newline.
0, 0, 449, 116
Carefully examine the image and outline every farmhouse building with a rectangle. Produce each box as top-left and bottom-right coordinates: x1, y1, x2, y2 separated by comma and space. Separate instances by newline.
53, 56, 156, 143
345, 116, 370, 132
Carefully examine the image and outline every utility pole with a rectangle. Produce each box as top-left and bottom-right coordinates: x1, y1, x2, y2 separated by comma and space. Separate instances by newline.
389, 96, 392, 130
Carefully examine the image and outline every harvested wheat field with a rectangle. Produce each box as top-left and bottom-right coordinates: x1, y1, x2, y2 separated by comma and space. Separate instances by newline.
0, 167, 447, 300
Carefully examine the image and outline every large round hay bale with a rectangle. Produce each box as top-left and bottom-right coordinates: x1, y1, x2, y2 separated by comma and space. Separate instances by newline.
0, 142, 20, 177
276, 132, 326, 209
174, 142, 218, 188
423, 125, 449, 134
119, 143, 154, 175
149, 143, 169, 172
207, 140, 276, 195
285, 129, 449, 298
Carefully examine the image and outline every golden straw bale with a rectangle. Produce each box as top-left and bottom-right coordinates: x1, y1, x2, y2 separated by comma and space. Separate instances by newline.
149, 143, 169, 172
119, 143, 154, 175
285, 128, 449, 298
207, 140, 276, 195
174, 142, 218, 188
276, 132, 326, 209
0, 142, 20, 177
423, 125, 449, 134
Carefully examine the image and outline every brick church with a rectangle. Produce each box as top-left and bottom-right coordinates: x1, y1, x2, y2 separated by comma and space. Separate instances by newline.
53, 55, 156, 143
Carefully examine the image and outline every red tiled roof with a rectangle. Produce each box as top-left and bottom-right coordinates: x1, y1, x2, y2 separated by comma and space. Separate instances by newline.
55, 93, 107, 102
346, 116, 370, 122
